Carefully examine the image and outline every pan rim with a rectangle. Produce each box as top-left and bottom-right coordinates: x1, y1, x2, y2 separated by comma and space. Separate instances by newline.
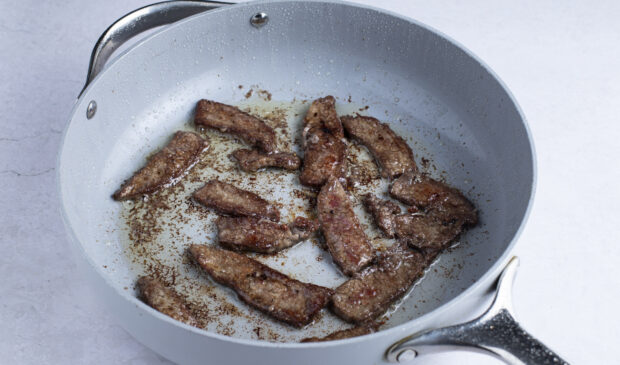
58, 0, 537, 349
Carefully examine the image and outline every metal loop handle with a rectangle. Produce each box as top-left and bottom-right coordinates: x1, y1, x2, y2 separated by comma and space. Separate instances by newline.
386, 257, 569, 364
79, 0, 231, 98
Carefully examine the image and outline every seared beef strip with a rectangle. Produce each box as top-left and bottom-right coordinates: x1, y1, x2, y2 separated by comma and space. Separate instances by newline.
426, 193, 478, 227
300, 324, 377, 342
363, 194, 402, 238
216, 216, 319, 253
299, 128, 347, 187
303, 95, 344, 138
113, 131, 208, 200
394, 213, 463, 251
192, 180, 280, 222
390, 170, 477, 225
331, 242, 427, 323
317, 177, 375, 276
341, 115, 416, 178
137, 276, 198, 327
194, 99, 277, 152
363, 193, 467, 251
231, 148, 301, 172
189, 244, 333, 327
299, 97, 347, 187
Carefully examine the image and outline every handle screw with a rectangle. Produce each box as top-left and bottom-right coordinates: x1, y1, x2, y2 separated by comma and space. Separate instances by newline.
86, 100, 97, 119
396, 349, 417, 363
250, 12, 268, 28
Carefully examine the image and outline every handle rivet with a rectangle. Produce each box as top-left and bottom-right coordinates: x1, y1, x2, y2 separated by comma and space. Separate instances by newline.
397, 349, 417, 363
86, 100, 97, 119
250, 12, 268, 28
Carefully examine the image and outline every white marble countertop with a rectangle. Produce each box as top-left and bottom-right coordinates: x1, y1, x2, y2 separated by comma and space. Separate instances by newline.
1, 0, 619, 364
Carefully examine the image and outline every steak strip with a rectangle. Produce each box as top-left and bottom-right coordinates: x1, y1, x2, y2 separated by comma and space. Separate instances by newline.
216, 216, 319, 253
300, 324, 377, 342
231, 148, 301, 172
390, 170, 477, 225
189, 244, 333, 327
341, 115, 416, 178
113, 131, 208, 200
394, 213, 464, 251
192, 180, 280, 222
331, 242, 427, 323
364, 194, 466, 251
317, 177, 375, 276
363, 194, 402, 238
137, 276, 198, 327
299, 96, 347, 187
194, 99, 277, 152
303, 95, 344, 138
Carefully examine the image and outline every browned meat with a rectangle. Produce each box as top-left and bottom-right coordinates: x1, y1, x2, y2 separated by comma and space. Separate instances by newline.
390, 170, 445, 207
427, 193, 478, 227
362, 194, 459, 250
394, 213, 463, 251
194, 99, 276, 152
299, 128, 347, 187
363, 194, 402, 238
216, 216, 319, 253
189, 244, 333, 327
390, 171, 477, 225
331, 242, 427, 323
341, 115, 416, 178
113, 131, 208, 200
231, 148, 301, 172
300, 324, 377, 342
299, 97, 347, 187
317, 177, 375, 276
389, 171, 477, 250
304, 95, 344, 138
192, 180, 280, 221
136, 276, 198, 327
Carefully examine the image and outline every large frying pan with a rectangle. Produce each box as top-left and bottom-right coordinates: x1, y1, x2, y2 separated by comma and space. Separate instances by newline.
58, 1, 566, 364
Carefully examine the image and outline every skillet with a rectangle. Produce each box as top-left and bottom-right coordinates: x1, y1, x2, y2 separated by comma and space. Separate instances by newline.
58, 1, 566, 363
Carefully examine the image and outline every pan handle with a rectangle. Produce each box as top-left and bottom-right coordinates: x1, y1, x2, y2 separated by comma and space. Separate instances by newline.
386, 257, 569, 364
79, 0, 232, 98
